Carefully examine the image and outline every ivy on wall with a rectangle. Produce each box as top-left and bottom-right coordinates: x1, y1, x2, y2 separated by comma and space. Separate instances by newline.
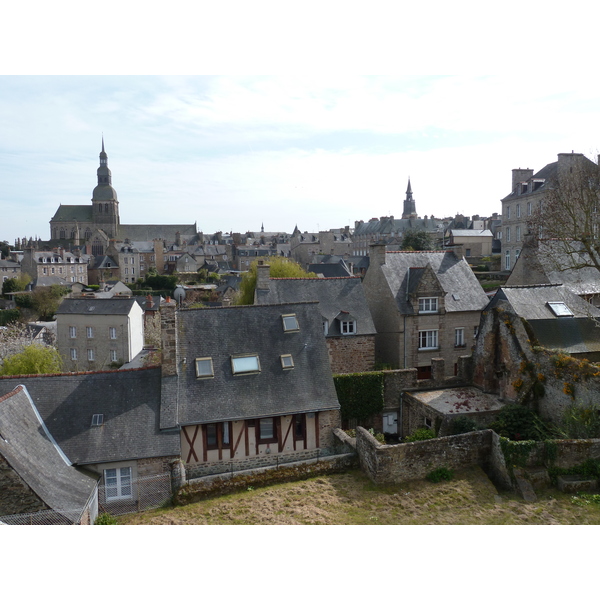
334, 371, 385, 421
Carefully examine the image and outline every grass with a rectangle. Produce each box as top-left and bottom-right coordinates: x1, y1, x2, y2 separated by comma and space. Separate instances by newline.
116, 466, 600, 525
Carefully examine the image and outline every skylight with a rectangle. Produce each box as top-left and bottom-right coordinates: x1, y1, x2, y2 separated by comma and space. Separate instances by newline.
91, 414, 104, 427
280, 354, 294, 369
282, 314, 299, 332
231, 354, 261, 375
547, 302, 574, 317
195, 357, 214, 379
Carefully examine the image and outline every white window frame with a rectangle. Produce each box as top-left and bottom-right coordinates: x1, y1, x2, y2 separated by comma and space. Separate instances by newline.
516, 225, 521, 242
516, 204, 521, 218
104, 467, 133, 500
87, 348, 95, 361
527, 201, 532, 216
418, 297, 438, 313
195, 357, 214, 378
110, 350, 118, 363
506, 227, 511, 242
86, 326, 94, 339
418, 329, 438, 350
70, 348, 77, 360
280, 354, 294, 369
454, 327, 465, 348
323, 321, 329, 336
109, 327, 117, 340
505, 250, 511, 270
69, 326, 76, 339
340, 320, 356, 335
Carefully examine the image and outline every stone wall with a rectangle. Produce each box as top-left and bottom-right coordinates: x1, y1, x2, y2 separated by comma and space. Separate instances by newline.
355, 426, 493, 485
327, 335, 375, 374
177, 452, 358, 503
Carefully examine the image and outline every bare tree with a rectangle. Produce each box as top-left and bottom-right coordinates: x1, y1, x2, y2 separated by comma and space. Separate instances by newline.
529, 153, 600, 274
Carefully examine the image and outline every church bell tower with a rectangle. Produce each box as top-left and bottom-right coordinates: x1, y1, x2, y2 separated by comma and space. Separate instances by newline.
91, 137, 120, 239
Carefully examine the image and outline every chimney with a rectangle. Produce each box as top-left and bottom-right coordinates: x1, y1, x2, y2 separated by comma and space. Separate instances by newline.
160, 298, 178, 377
145, 294, 154, 311
369, 242, 386, 266
256, 261, 271, 291
512, 168, 533, 192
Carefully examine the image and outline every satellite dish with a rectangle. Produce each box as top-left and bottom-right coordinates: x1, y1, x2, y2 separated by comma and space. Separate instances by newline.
173, 285, 186, 304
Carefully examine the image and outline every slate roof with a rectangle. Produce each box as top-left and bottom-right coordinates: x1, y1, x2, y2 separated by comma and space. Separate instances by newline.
491, 284, 600, 354
119, 224, 198, 244
381, 251, 489, 314
307, 262, 353, 278
56, 296, 139, 316
50, 205, 93, 223
0, 368, 180, 465
255, 277, 376, 337
450, 229, 493, 238
0, 385, 98, 521
175, 302, 340, 426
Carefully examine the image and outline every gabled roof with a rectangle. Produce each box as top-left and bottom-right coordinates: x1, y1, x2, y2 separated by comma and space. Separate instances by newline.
491, 284, 600, 355
0, 385, 98, 521
175, 303, 340, 426
119, 224, 197, 244
0, 368, 180, 465
450, 229, 493, 238
381, 251, 488, 314
254, 277, 376, 336
307, 262, 353, 278
56, 296, 141, 316
50, 205, 93, 223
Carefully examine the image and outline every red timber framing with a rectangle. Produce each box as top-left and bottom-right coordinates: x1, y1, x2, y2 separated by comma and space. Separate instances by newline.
183, 425, 200, 463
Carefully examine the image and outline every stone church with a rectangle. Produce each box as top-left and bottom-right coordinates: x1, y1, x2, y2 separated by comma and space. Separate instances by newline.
48, 140, 199, 256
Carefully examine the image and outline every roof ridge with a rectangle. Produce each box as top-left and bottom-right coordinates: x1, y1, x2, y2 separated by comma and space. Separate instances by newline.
503, 283, 562, 289
0, 385, 24, 403
181, 300, 320, 311
0, 365, 160, 381
269, 276, 360, 281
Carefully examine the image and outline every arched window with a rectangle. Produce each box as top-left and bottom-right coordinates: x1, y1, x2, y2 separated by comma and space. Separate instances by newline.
105, 203, 109, 214
98, 204, 102, 213
70, 229, 76, 239
59, 228, 66, 239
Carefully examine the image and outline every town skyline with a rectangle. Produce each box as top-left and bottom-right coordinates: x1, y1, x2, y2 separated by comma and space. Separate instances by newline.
3, 75, 600, 245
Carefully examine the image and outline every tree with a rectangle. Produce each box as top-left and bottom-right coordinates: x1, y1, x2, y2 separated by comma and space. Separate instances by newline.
401, 230, 433, 251
31, 285, 68, 320
529, 153, 600, 274
235, 256, 317, 305
0, 344, 63, 376
2, 273, 31, 296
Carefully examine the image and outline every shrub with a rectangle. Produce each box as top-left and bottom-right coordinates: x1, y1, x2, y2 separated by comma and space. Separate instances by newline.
450, 416, 478, 435
94, 512, 118, 525
488, 404, 549, 441
426, 467, 454, 483
404, 428, 436, 443
334, 372, 385, 422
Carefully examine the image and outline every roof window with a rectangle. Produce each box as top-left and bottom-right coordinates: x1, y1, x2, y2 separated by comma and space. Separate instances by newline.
547, 302, 574, 317
91, 414, 104, 427
231, 354, 261, 375
195, 357, 214, 379
282, 314, 299, 332
280, 354, 294, 369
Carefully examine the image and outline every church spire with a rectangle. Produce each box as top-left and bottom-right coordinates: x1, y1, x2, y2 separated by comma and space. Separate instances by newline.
402, 177, 418, 219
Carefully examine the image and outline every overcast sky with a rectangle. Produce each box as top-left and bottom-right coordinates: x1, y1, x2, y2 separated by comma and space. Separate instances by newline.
2, 3, 600, 246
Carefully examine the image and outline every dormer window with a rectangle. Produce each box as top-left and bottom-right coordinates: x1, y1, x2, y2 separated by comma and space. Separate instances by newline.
340, 320, 356, 335
418, 297, 438, 313
282, 314, 299, 332
195, 357, 214, 378
231, 354, 261, 375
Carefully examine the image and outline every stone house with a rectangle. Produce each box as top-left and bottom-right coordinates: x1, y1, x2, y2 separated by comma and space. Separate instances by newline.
55, 297, 144, 370
500, 152, 598, 271
0, 385, 99, 524
446, 229, 494, 258
0, 368, 180, 518
160, 301, 341, 479
362, 244, 489, 377
253, 264, 376, 374
0, 259, 21, 285
20, 248, 90, 285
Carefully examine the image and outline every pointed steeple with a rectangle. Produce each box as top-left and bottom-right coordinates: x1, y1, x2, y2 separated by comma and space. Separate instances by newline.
92, 138, 120, 239
402, 177, 418, 219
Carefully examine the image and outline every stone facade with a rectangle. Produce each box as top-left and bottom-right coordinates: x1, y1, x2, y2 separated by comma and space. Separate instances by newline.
326, 334, 375, 374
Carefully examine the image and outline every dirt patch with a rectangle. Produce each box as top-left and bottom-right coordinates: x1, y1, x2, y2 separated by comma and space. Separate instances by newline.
117, 466, 600, 525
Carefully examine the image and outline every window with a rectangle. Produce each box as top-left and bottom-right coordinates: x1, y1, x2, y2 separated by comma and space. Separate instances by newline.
516, 225, 521, 242
473, 326, 479, 338
231, 354, 260, 375
205, 422, 231, 450
417, 366, 432, 380
70, 348, 77, 360
340, 320, 356, 335
69, 326, 76, 338
88, 348, 95, 361
424, 417, 433, 429
86, 326, 94, 339
293, 414, 306, 441
506, 227, 511, 242
506, 206, 511, 219
515, 248, 521, 261
259, 418, 277, 443
109, 327, 117, 339
516, 204, 521, 218
455, 327, 465, 348
418, 329, 438, 350
195, 357, 214, 378
547, 302, 574, 317
110, 350, 117, 363
418, 297, 438, 313
104, 467, 132, 500
282, 314, 299, 332
91, 414, 104, 427
505, 250, 511, 270
527, 201, 532, 216
280, 354, 294, 369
